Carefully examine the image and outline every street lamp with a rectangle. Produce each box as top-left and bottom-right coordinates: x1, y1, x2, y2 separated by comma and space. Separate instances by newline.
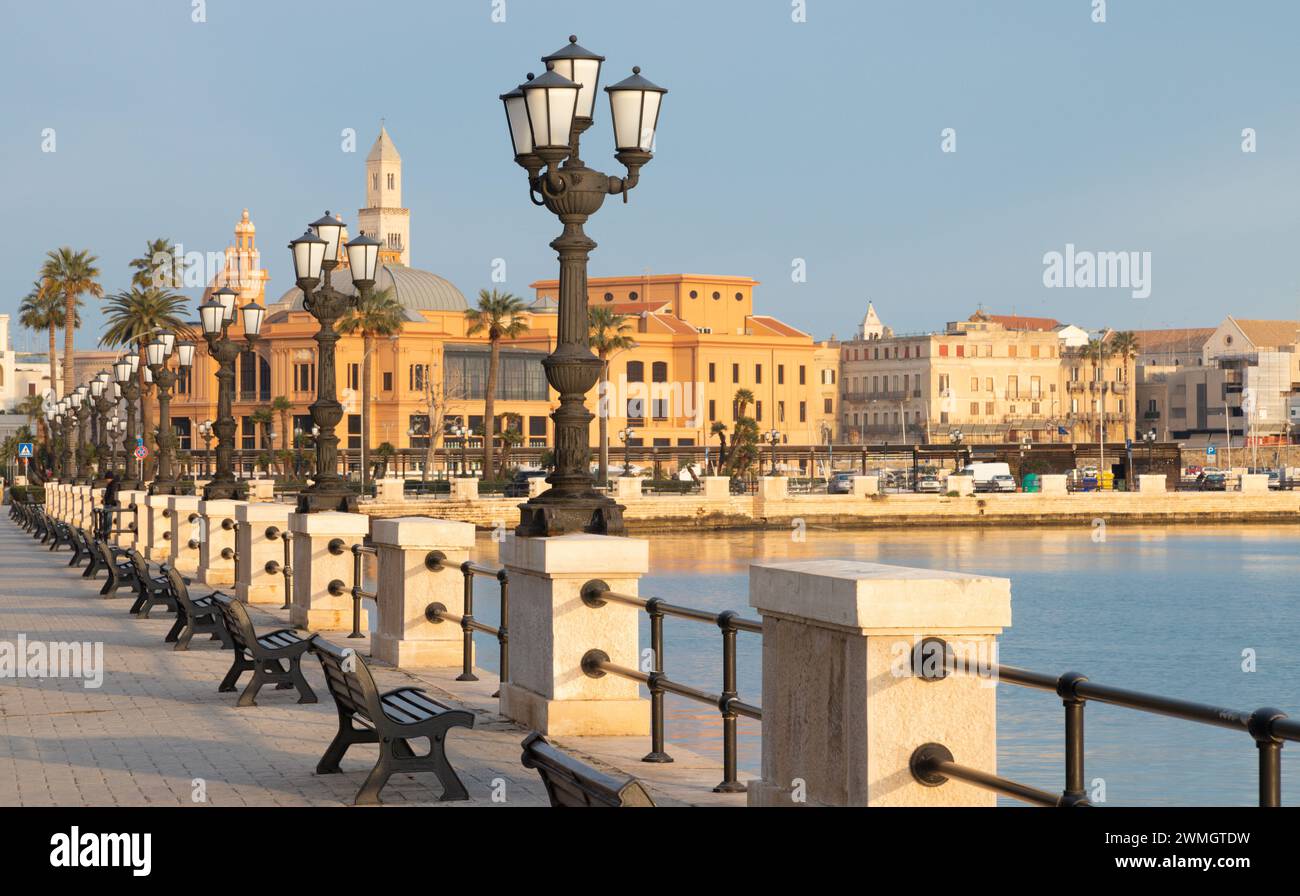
146, 334, 191, 495
504, 36, 667, 537
950, 428, 965, 471
113, 356, 143, 488
451, 424, 470, 477
618, 426, 636, 477
286, 215, 377, 512
198, 420, 215, 476
199, 286, 265, 500
70, 385, 92, 483
765, 429, 782, 476
90, 371, 116, 482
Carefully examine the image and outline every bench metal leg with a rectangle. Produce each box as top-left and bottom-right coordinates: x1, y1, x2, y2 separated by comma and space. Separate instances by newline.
165, 614, 186, 645
287, 658, 317, 704
428, 733, 469, 802
219, 654, 253, 693
316, 718, 378, 775
354, 749, 394, 806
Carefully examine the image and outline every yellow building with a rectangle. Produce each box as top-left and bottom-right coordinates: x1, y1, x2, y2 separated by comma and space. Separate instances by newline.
171, 128, 837, 471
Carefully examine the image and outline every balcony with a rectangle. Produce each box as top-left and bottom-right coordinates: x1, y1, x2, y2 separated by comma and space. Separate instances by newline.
1066, 381, 1086, 393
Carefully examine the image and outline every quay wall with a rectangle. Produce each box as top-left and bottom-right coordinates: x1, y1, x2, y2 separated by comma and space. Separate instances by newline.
358, 491, 1300, 533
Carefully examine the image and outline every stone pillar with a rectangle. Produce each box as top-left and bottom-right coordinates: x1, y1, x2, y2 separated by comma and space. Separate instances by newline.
851, 475, 879, 497
612, 477, 641, 502
498, 533, 650, 736
196, 499, 240, 587
51, 483, 64, 520
1138, 474, 1166, 494
1038, 474, 1067, 496
116, 490, 146, 549
451, 478, 478, 501
167, 495, 202, 575
142, 494, 172, 562
375, 478, 406, 503
234, 502, 293, 605
288, 511, 370, 631
247, 479, 276, 502
71, 486, 91, 529
1239, 473, 1269, 493
702, 476, 730, 500
747, 559, 1011, 807
758, 476, 788, 501
370, 517, 475, 667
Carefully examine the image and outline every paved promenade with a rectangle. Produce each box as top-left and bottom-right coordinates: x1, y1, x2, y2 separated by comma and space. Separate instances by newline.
0, 517, 748, 807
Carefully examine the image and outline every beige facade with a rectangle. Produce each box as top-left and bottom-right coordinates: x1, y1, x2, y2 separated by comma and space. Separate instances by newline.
839, 308, 1134, 444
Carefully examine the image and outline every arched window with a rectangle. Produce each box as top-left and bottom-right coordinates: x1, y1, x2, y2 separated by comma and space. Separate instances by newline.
626, 360, 644, 421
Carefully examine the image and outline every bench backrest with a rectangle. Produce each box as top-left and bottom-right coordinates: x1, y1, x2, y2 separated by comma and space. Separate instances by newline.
520, 733, 656, 807
212, 594, 258, 653
312, 638, 384, 725
162, 566, 211, 616
127, 549, 151, 584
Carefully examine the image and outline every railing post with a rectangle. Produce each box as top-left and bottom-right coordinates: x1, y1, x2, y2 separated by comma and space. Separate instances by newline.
747, 559, 1011, 806
456, 562, 478, 681
369, 517, 475, 668
196, 498, 240, 587
716, 611, 743, 793
1249, 707, 1287, 808
1058, 672, 1089, 805
234, 503, 293, 605
643, 598, 671, 763
288, 511, 371, 632
498, 533, 650, 736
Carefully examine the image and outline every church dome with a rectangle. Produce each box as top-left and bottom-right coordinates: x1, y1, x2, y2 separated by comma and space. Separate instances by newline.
271, 263, 468, 320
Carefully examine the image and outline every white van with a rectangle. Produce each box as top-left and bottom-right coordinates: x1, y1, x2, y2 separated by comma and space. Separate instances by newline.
961, 462, 1013, 492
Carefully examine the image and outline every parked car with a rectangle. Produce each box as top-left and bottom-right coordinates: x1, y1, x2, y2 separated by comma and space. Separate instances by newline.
914, 476, 943, 494
828, 472, 855, 495
989, 474, 1017, 493
1196, 468, 1227, 491
503, 470, 550, 497
964, 462, 1013, 493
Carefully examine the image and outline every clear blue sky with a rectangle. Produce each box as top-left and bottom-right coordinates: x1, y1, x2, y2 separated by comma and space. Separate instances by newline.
3, 0, 1299, 349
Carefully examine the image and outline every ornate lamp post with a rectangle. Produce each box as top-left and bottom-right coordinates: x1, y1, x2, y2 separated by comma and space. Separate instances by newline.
198, 420, 215, 476
71, 386, 93, 483
502, 36, 667, 536
90, 371, 115, 481
287, 216, 380, 512
114, 356, 142, 488
146, 335, 192, 495
199, 286, 265, 500
57, 399, 74, 480
618, 426, 636, 477
765, 429, 782, 476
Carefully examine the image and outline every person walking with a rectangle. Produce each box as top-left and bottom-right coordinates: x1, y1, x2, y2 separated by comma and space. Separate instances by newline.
98, 471, 120, 541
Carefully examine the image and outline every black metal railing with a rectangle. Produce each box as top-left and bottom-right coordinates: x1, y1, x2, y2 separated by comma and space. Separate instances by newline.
909, 637, 1300, 806
261, 526, 294, 610
425, 561, 509, 697
326, 538, 375, 640
579, 580, 762, 793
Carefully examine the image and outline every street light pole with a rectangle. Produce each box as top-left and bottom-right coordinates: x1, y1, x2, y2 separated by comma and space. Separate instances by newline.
91, 372, 114, 482
199, 286, 265, 501
73, 387, 92, 484
115, 355, 142, 488
146, 334, 189, 496
288, 217, 380, 513
502, 37, 667, 537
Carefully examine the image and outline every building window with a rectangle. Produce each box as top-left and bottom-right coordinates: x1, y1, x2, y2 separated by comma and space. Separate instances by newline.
777, 364, 785, 385
708, 399, 716, 422
651, 361, 668, 420
408, 414, 431, 448
346, 414, 361, 450
173, 417, 192, 451
956, 345, 965, 358
383, 371, 393, 391
241, 416, 256, 450
824, 398, 833, 413
778, 400, 785, 423
175, 366, 192, 396
985, 402, 994, 416
799, 401, 807, 423
755, 364, 762, 384
732, 363, 740, 383
708, 362, 716, 383
387, 173, 395, 190
293, 362, 316, 393
347, 363, 359, 392
799, 365, 806, 385
410, 363, 429, 392
755, 401, 763, 422
626, 360, 644, 421
970, 402, 980, 416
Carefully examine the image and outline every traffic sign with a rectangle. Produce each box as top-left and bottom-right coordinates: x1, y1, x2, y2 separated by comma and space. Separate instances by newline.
1206, 445, 1217, 457
16, 443, 33, 459
134, 446, 148, 460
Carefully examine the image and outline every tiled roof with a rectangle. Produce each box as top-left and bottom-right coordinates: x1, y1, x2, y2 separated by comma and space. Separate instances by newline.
1232, 319, 1300, 348
748, 316, 808, 338
985, 314, 1061, 331
1132, 327, 1214, 352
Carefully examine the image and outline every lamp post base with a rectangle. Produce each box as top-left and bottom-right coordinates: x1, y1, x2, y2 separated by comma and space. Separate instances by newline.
147, 481, 179, 496
296, 490, 358, 514
515, 493, 626, 538
202, 480, 247, 501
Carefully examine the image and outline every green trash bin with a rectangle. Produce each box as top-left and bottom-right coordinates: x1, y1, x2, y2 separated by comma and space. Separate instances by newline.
1022, 473, 1040, 493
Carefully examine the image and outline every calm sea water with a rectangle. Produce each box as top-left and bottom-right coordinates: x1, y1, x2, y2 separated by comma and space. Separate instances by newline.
461, 524, 1300, 806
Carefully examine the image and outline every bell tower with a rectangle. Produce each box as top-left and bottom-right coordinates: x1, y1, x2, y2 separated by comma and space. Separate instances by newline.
358, 124, 410, 266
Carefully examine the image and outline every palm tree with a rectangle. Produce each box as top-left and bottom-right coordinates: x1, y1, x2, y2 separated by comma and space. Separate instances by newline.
588, 306, 636, 485
130, 238, 185, 289
1109, 330, 1140, 440
733, 387, 755, 420
251, 407, 274, 451
17, 394, 46, 443
41, 248, 103, 395
464, 289, 529, 479
338, 287, 404, 490
710, 421, 729, 474
99, 286, 191, 474
18, 279, 70, 399
498, 413, 524, 473
270, 396, 293, 453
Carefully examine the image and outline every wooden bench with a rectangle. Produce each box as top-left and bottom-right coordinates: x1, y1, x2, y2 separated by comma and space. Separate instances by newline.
126, 549, 178, 617
161, 566, 233, 651
312, 639, 474, 805
521, 733, 656, 807
213, 594, 317, 707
